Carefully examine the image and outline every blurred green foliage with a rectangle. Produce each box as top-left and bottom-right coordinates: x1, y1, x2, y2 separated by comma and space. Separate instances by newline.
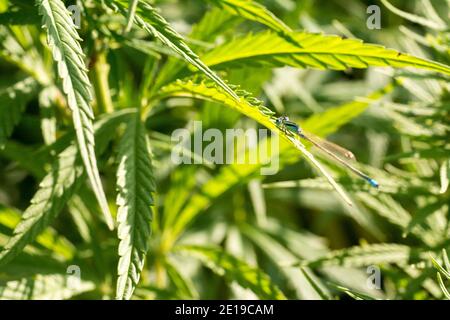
0, 0, 449, 300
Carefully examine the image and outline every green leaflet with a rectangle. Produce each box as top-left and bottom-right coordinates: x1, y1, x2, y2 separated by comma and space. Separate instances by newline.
262, 220, 385, 299
124, 0, 139, 33
357, 193, 438, 246
0, 77, 39, 148
431, 251, 450, 280
116, 114, 156, 300
157, 77, 354, 207
437, 273, 450, 299
431, 250, 450, 299
206, 0, 292, 34
190, 8, 239, 43
329, 284, 378, 300
299, 244, 424, 268
241, 224, 328, 299
152, 8, 239, 94
0, 141, 47, 177
404, 200, 447, 236
0, 274, 95, 299
0, 145, 83, 267
200, 31, 450, 75
164, 259, 198, 299
175, 245, 286, 300
0, 110, 133, 268
0, 205, 75, 260
381, 0, 446, 31
302, 83, 394, 135
37, 0, 114, 229
299, 267, 331, 300
105, 0, 239, 101
38, 85, 58, 145
0, 26, 50, 85
157, 81, 391, 247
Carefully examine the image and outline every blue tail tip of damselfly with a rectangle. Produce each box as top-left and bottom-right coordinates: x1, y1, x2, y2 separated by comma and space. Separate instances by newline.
367, 178, 379, 188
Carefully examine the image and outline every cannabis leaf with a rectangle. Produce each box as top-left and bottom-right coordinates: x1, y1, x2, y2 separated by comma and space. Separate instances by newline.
0, 145, 83, 267
0, 77, 39, 148
0, 274, 95, 299
206, 0, 292, 34
116, 114, 155, 300
37, 0, 114, 229
298, 244, 423, 268
157, 77, 353, 207
0, 110, 133, 268
176, 245, 286, 300
105, 0, 239, 101
200, 31, 450, 75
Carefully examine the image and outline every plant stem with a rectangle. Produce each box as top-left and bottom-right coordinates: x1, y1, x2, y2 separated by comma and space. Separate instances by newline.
155, 257, 167, 287
92, 50, 114, 114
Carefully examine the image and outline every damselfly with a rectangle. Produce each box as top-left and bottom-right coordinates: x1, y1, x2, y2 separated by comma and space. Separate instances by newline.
275, 116, 379, 188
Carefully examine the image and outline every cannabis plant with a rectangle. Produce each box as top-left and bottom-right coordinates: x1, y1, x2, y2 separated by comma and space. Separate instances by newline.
0, 0, 449, 300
